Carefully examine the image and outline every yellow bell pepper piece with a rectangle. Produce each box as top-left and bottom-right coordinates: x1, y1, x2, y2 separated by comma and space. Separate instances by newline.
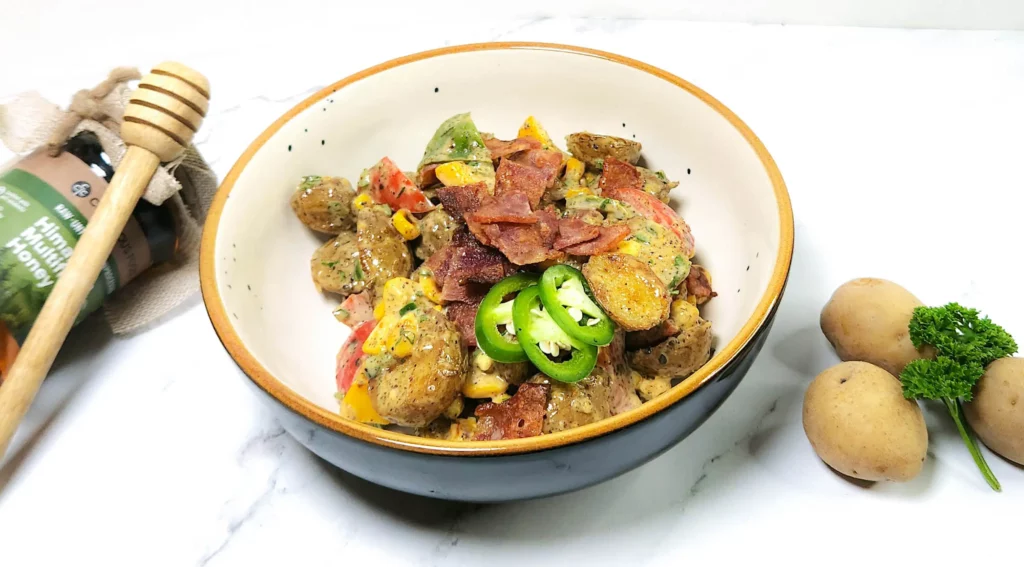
518, 116, 555, 149
341, 378, 389, 425
363, 313, 396, 354
352, 193, 373, 211
387, 313, 418, 358
564, 157, 585, 183
617, 240, 642, 256
444, 396, 464, 420
435, 162, 473, 187
419, 275, 442, 304
462, 372, 509, 399
392, 209, 420, 240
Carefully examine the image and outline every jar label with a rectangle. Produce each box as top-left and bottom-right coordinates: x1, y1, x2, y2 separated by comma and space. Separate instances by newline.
0, 149, 152, 339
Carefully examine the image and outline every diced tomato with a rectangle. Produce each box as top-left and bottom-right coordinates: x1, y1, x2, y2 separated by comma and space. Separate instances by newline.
603, 185, 695, 257
368, 157, 435, 213
337, 291, 375, 327
335, 319, 377, 394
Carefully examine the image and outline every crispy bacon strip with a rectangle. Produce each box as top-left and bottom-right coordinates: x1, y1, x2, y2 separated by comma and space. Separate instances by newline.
473, 383, 551, 440
484, 136, 542, 159
560, 224, 631, 256
598, 157, 644, 193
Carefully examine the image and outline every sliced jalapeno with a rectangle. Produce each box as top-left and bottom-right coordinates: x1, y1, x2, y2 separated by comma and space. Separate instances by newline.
538, 264, 615, 346
512, 285, 597, 383
474, 273, 539, 363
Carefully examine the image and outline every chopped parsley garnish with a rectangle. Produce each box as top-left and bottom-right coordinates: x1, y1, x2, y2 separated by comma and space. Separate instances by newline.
399, 302, 417, 316
353, 262, 364, 280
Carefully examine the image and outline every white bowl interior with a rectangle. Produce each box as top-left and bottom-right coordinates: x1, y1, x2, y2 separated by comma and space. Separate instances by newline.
214, 47, 782, 412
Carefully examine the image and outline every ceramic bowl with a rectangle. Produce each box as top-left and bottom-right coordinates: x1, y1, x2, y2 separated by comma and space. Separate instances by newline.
201, 42, 793, 502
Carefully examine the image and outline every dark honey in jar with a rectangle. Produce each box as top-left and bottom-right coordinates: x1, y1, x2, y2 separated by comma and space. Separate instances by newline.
0, 131, 177, 378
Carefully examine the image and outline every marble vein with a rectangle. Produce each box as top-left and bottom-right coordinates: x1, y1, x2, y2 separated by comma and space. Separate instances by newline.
681, 397, 781, 503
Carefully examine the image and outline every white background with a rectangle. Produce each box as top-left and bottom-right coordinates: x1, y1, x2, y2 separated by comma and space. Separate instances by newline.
2, 3, 1024, 567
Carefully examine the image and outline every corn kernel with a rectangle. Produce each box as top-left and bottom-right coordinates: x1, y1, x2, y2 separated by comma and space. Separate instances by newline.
434, 304, 443, 312
392, 209, 421, 240
352, 193, 373, 211
565, 186, 592, 198
444, 396, 464, 420
419, 275, 442, 304
617, 240, 642, 256
474, 351, 494, 372
435, 162, 472, 187
462, 372, 509, 399
490, 393, 511, 404
382, 277, 417, 312
686, 294, 698, 305
564, 157, 585, 182
373, 300, 386, 321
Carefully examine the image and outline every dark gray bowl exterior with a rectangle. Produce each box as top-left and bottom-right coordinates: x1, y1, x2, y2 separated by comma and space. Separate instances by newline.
235, 298, 781, 503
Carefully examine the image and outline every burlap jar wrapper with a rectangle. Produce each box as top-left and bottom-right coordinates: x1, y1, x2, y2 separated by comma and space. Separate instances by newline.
0, 68, 218, 334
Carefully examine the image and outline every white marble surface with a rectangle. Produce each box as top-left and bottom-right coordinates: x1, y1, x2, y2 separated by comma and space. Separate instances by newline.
2, 11, 1024, 567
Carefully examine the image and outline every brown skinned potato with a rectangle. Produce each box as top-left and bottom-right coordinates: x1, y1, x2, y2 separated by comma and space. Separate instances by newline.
820, 278, 932, 377
582, 253, 670, 332
415, 207, 458, 261
803, 361, 928, 482
290, 176, 356, 234
369, 308, 467, 427
964, 357, 1024, 465
310, 232, 366, 296
629, 318, 712, 378
356, 206, 413, 294
566, 132, 642, 167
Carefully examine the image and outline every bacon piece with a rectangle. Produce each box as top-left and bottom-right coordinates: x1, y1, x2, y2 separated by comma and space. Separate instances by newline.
444, 301, 481, 347
509, 148, 564, 189
626, 319, 680, 349
473, 383, 551, 440
441, 279, 489, 304
445, 231, 517, 286
553, 217, 601, 250
437, 182, 487, 221
561, 224, 631, 256
484, 136, 542, 159
495, 159, 548, 209
598, 157, 644, 193
466, 191, 537, 224
418, 163, 439, 188
479, 207, 562, 265
685, 264, 717, 305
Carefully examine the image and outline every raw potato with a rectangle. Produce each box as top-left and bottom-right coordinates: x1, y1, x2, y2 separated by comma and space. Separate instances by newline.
964, 357, 1024, 465
566, 132, 642, 167
803, 361, 928, 482
582, 253, 670, 332
820, 278, 930, 377
629, 319, 713, 378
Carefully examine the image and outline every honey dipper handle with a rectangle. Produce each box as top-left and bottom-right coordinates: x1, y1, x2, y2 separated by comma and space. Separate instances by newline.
0, 62, 209, 460
0, 147, 160, 456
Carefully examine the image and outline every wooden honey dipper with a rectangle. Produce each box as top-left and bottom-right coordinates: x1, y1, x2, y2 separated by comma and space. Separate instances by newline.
0, 62, 210, 459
